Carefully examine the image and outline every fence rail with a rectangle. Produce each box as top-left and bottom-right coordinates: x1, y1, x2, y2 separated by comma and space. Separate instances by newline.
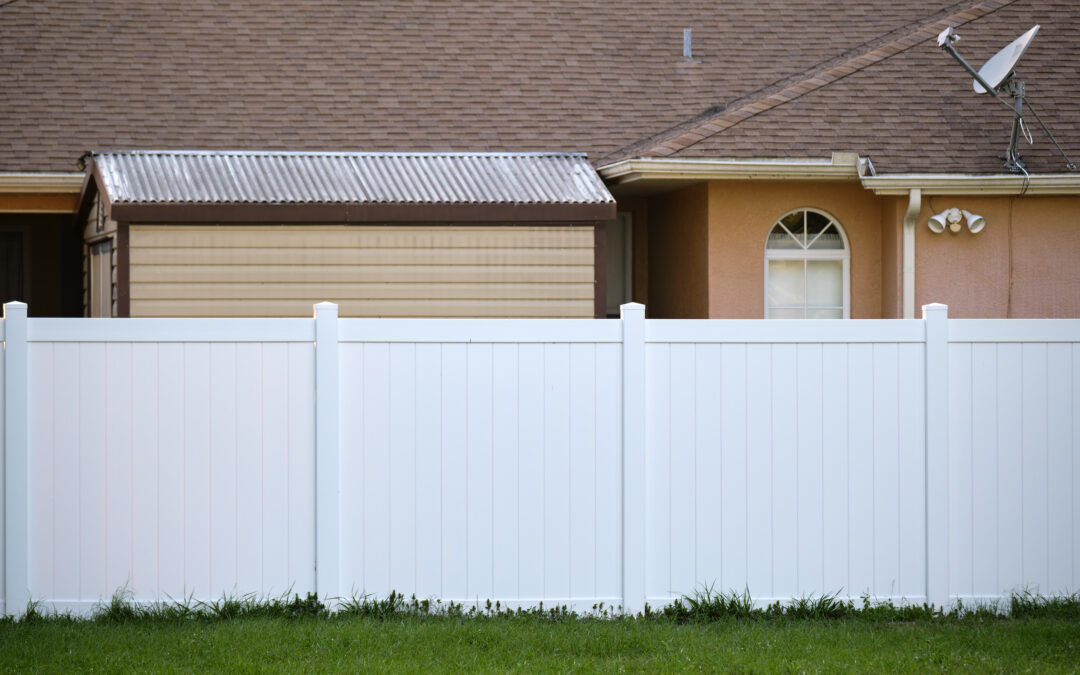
1, 301, 1078, 616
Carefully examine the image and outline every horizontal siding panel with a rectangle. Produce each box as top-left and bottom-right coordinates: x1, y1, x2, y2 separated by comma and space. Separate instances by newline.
131, 264, 594, 284
129, 224, 595, 318
129, 298, 594, 318
130, 225, 595, 249
131, 282, 595, 301
130, 247, 595, 266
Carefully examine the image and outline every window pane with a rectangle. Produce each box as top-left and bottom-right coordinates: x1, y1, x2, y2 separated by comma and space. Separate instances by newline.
767, 259, 804, 307
806, 308, 843, 319
805, 211, 831, 236
806, 260, 842, 306
768, 307, 805, 319
808, 224, 845, 250
780, 211, 805, 246
766, 224, 801, 249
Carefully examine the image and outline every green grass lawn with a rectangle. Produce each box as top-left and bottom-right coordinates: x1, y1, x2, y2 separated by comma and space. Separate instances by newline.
3, 610, 1079, 673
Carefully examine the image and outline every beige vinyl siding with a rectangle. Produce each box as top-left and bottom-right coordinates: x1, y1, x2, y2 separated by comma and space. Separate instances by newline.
128, 225, 595, 318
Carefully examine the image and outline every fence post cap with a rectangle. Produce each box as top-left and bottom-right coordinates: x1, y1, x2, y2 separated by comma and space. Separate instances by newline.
314, 302, 339, 316
620, 302, 645, 319
921, 302, 948, 317
3, 300, 27, 316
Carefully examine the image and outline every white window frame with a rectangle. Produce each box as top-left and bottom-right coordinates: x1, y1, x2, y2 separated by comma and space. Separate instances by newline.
763, 208, 850, 319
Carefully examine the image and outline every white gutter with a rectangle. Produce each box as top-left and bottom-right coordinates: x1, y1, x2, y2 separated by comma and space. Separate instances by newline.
902, 189, 921, 320
0, 173, 84, 194
598, 154, 862, 184
861, 173, 1080, 195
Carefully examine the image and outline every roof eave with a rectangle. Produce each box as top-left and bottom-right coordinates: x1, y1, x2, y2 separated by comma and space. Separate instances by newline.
598, 155, 864, 187
108, 201, 616, 224
860, 174, 1080, 196
0, 173, 85, 194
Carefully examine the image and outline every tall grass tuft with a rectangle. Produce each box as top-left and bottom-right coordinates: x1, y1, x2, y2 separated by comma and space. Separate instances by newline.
7, 587, 1079, 624
1009, 590, 1080, 620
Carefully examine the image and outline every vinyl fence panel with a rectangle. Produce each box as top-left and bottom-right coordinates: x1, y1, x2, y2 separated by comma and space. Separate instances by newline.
22, 320, 316, 613
2, 304, 1079, 616
643, 323, 928, 606
947, 328, 1080, 602
335, 319, 623, 607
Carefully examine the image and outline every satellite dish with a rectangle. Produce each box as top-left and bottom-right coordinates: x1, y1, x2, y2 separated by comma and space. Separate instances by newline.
973, 25, 1039, 94
937, 23, 1076, 172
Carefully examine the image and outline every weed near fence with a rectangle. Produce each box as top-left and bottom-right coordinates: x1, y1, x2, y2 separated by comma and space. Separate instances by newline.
3, 590, 1080, 674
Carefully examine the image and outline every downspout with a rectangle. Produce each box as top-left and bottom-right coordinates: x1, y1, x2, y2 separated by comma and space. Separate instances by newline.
902, 188, 921, 319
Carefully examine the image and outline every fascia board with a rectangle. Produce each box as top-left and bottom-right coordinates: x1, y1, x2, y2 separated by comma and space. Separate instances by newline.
861, 174, 1080, 196
0, 173, 85, 194
598, 157, 860, 185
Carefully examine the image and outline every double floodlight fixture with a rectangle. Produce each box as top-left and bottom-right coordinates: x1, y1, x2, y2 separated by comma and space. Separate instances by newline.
928, 207, 985, 234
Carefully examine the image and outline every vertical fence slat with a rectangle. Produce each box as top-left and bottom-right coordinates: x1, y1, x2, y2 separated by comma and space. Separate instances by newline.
314, 302, 340, 604
997, 344, 1024, 593
466, 343, 494, 600
362, 343, 391, 596
440, 343, 467, 600
492, 343, 520, 599
924, 303, 949, 609
3, 302, 28, 616
644, 343, 670, 602
719, 344, 747, 594
388, 343, 417, 599
746, 343, 773, 597
821, 344, 849, 596
414, 343, 442, 598
621, 303, 646, 613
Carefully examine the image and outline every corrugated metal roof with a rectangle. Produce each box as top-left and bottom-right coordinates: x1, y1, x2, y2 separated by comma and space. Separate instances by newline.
92, 150, 615, 206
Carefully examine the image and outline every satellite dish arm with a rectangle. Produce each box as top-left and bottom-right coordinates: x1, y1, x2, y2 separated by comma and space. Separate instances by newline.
938, 30, 1003, 95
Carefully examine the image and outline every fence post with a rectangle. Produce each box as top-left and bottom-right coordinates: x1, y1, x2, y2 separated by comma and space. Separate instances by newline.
620, 302, 646, 614
923, 302, 949, 610
314, 302, 340, 607
3, 302, 28, 617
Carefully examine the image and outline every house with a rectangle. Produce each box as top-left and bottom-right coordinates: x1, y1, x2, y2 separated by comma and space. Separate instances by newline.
2, 0, 1078, 318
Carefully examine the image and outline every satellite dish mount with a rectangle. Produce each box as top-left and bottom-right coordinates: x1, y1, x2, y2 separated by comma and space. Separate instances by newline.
937, 24, 1076, 173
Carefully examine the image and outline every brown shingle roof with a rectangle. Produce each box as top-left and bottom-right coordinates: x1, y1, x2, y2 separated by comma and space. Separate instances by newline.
627, 0, 1080, 174
2, 0, 983, 173
2, 1, 1075, 175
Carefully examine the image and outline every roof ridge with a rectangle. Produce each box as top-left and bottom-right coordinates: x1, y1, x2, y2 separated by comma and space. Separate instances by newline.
599, 0, 1019, 163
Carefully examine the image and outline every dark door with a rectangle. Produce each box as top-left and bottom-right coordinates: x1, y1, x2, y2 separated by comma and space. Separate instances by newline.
0, 232, 24, 305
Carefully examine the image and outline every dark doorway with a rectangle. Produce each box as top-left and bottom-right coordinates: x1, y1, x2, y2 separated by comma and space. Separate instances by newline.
0, 232, 24, 305
0, 214, 83, 316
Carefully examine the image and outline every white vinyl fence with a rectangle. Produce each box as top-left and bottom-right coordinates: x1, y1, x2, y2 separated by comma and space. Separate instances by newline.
1, 301, 1077, 616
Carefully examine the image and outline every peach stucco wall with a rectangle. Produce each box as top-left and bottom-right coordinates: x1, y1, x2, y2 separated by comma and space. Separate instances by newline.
633, 181, 1079, 319
705, 181, 882, 319
915, 195, 1080, 318
647, 183, 709, 318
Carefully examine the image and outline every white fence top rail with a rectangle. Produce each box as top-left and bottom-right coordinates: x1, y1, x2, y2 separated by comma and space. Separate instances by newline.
25, 318, 315, 343
645, 319, 926, 344
338, 318, 622, 343
949, 319, 1080, 343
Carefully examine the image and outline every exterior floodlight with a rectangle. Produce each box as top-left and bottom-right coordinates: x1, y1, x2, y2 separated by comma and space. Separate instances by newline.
928, 207, 985, 234
962, 209, 985, 233
928, 208, 961, 233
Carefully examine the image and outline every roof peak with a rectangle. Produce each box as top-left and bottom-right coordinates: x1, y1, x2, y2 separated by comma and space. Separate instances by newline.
602, 0, 1018, 162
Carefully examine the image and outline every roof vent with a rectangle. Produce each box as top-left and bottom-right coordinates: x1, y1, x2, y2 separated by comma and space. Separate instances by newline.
683, 28, 692, 59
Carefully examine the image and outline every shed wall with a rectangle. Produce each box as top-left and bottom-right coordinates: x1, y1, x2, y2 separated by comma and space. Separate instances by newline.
128, 225, 595, 317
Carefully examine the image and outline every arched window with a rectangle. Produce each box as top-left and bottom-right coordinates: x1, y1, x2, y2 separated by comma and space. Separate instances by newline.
765, 208, 849, 319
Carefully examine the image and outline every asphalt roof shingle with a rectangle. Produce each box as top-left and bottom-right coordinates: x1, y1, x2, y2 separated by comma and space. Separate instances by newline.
1, 0, 1075, 175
